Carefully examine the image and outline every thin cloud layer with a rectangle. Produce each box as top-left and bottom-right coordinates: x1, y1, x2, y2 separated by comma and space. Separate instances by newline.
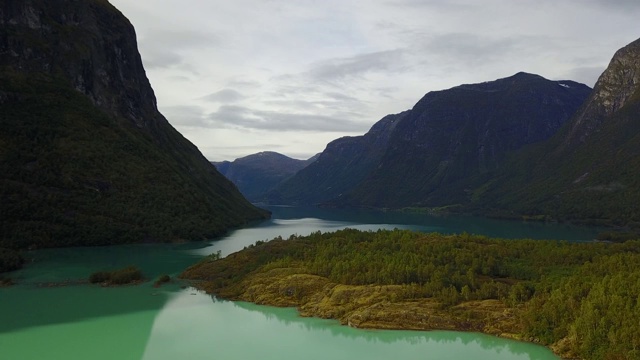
307, 50, 408, 82
138, 29, 221, 71
201, 89, 247, 103
210, 105, 369, 133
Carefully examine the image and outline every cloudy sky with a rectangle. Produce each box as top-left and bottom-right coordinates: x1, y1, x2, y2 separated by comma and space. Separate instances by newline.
110, 0, 640, 161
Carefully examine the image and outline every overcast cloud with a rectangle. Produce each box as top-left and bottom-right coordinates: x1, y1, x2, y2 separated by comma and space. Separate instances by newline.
110, 0, 640, 161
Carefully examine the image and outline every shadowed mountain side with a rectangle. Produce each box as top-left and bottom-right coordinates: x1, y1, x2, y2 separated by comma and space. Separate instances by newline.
338, 73, 591, 209
267, 112, 409, 205
473, 38, 640, 226
270, 73, 590, 209
0, 0, 267, 249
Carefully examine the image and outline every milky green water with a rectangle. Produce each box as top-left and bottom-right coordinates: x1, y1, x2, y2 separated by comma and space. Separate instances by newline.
1, 207, 598, 360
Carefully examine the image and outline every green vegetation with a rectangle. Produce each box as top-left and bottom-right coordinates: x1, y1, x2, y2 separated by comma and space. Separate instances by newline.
471, 99, 640, 228
181, 229, 640, 360
0, 248, 25, 273
153, 274, 171, 287
0, 0, 268, 250
596, 231, 640, 243
472, 40, 640, 229
89, 266, 143, 285
0, 70, 267, 249
522, 253, 640, 359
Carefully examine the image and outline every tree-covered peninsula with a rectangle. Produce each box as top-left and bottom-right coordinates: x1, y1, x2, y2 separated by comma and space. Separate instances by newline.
181, 229, 640, 360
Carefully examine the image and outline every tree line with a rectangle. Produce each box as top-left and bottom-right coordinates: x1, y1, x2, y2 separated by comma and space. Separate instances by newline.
185, 228, 640, 359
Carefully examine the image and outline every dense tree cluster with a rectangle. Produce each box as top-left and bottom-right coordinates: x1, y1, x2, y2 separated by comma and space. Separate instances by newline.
523, 253, 640, 358
184, 228, 640, 359
0, 248, 24, 273
89, 266, 143, 285
0, 74, 266, 249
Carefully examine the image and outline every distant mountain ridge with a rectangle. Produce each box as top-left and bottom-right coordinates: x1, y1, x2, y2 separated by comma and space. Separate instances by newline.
0, 0, 267, 249
267, 112, 408, 205
212, 151, 317, 202
270, 72, 591, 208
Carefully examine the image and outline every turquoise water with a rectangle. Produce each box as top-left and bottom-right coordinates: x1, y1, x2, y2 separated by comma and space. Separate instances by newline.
194, 206, 601, 257
0, 207, 597, 359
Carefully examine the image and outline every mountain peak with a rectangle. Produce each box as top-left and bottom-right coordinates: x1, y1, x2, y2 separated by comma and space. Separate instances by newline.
510, 71, 544, 79
474, 37, 640, 226
214, 152, 312, 202
451, 72, 586, 95
271, 73, 591, 208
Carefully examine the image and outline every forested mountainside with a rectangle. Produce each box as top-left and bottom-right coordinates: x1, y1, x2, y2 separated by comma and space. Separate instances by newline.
473, 37, 640, 227
0, 0, 267, 250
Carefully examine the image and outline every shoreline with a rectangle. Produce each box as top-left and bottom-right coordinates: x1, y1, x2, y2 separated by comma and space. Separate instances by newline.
188, 274, 573, 360
181, 229, 638, 359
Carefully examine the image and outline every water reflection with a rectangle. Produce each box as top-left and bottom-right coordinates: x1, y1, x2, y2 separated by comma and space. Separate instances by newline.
266, 205, 600, 242
231, 297, 555, 360
190, 217, 433, 258
0, 285, 174, 360
193, 206, 601, 258
141, 288, 558, 360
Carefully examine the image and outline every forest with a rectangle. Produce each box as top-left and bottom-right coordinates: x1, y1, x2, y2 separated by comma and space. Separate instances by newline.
0, 248, 24, 273
182, 228, 640, 360
0, 71, 266, 250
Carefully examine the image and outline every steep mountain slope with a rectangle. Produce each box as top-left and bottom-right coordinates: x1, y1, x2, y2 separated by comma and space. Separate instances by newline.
267, 112, 408, 205
212, 151, 316, 202
0, 0, 267, 249
272, 73, 590, 207
475, 38, 640, 226
339, 73, 591, 208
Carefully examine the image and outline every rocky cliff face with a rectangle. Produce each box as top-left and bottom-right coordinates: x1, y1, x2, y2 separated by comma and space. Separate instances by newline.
267, 111, 408, 205
0, 0, 157, 128
0, 0, 267, 248
564, 38, 640, 146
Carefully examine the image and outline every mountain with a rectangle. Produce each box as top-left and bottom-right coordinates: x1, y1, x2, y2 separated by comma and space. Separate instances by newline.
271, 73, 591, 208
212, 151, 317, 202
267, 111, 408, 205
0, 0, 267, 249
474, 38, 640, 226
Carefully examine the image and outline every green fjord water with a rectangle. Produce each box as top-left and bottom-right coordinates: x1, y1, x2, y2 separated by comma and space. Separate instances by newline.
1, 207, 599, 359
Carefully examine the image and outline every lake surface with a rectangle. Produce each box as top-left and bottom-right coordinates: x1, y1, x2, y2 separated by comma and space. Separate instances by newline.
1, 207, 598, 359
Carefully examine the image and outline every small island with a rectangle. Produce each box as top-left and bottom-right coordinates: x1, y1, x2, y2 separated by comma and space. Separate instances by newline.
89, 266, 143, 286
181, 229, 640, 360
